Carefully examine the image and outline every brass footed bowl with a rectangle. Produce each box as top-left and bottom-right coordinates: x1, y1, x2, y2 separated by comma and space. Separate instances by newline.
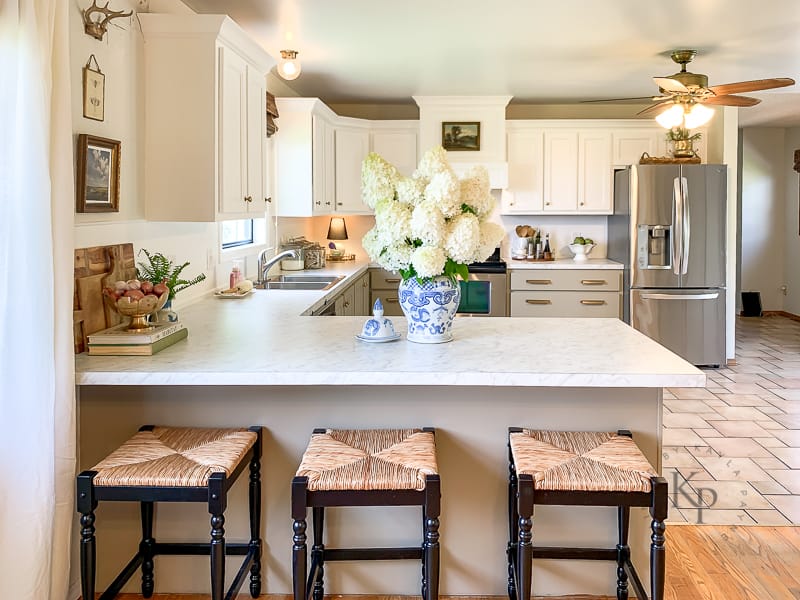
103, 291, 169, 330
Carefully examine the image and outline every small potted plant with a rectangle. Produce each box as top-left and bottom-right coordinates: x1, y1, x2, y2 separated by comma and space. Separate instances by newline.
666, 127, 702, 158
136, 249, 206, 321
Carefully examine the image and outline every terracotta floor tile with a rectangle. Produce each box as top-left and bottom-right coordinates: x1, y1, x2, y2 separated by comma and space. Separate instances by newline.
708, 406, 773, 421
774, 413, 800, 428
754, 457, 791, 470
695, 457, 770, 481
677, 507, 755, 525
769, 447, 800, 468
767, 470, 800, 494
663, 399, 716, 413
668, 387, 719, 400
694, 428, 723, 438
770, 430, 800, 447
756, 419, 786, 431
709, 421, 771, 437
773, 388, 800, 401
686, 480, 773, 510
720, 382, 770, 394
744, 509, 792, 525
663, 428, 708, 447
764, 495, 800, 523
754, 437, 787, 449
713, 393, 769, 407
687, 446, 720, 459
663, 413, 711, 429
705, 438, 772, 458
662, 446, 703, 468
751, 480, 791, 495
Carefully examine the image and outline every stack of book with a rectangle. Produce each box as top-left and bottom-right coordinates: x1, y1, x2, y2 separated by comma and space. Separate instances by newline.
87, 322, 188, 356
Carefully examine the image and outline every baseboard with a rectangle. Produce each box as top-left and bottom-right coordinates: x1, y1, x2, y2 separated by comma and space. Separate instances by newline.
762, 310, 800, 322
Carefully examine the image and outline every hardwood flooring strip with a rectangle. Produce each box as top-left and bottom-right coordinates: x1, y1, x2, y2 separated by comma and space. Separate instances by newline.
87, 526, 800, 600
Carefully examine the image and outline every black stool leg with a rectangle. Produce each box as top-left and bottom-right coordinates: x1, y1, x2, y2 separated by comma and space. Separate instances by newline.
507, 444, 519, 600
292, 477, 309, 600
209, 473, 227, 600
423, 474, 441, 600
140, 501, 156, 598
249, 427, 263, 598
650, 477, 668, 600
516, 474, 534, 600
311, 507, 325, 600
616, 506, 630, 600
77, 472, 98, 600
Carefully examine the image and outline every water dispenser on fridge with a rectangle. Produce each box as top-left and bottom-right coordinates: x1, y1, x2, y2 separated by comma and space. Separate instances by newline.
636, 225, 671, 270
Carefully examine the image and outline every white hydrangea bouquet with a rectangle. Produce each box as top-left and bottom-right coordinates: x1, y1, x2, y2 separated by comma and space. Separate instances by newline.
361, 146, 505, 282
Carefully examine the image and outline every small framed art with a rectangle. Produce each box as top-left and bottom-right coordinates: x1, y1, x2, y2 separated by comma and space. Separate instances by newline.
82, 55, 105, 121
442, 121, 480, 151
76, 134, 120, 213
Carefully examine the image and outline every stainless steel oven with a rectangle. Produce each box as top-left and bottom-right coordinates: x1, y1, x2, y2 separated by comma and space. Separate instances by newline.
458, 249, 508, 317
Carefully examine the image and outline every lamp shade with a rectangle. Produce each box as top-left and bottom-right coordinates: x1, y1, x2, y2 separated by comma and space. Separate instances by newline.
326, 217, 348, 240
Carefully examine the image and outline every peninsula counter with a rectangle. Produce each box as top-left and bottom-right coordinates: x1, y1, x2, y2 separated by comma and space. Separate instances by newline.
75, 275, 703, 597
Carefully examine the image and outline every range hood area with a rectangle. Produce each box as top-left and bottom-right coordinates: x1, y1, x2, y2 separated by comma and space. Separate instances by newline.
413, 96, 511, 189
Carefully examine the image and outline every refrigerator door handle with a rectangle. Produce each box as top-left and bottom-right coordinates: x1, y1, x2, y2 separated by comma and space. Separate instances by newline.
640, 292, 720, 301
680, 176, 690, 275
672, 177, 683, 275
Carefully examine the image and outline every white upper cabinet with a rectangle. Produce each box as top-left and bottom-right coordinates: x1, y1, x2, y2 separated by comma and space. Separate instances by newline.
370, 122, 419, 177
577, 130, 613, 213
543, 129, 580, 212
504, 128, 544, 213
140, 14, 274, 222
612, 129, 661, 166
335, 124, 370, 213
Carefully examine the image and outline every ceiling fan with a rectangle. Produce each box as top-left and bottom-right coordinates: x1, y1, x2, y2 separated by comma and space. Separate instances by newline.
586, 50, 795, 127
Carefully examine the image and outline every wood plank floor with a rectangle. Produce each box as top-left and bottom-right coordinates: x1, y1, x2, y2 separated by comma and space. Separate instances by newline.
99, 525, 800, 600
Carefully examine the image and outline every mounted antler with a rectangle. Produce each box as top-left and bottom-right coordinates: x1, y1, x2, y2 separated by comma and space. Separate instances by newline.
82, 0, 133, 41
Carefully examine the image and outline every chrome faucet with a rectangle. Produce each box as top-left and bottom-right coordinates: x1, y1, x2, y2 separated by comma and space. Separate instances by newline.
255, 249, 300, 286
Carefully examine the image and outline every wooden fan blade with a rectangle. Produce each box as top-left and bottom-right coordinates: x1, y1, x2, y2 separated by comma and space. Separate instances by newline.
708, 78, 795, 95
654, 77, 688, 93
702, 94, 761, 107
637, 101, 672, 117
581, 96, 661, 103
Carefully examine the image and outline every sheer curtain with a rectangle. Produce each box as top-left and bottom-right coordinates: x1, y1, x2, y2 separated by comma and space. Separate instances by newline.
0, 0, 76, 598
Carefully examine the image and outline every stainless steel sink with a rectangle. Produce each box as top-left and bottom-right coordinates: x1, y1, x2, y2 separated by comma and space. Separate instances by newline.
263, 275, 344, 290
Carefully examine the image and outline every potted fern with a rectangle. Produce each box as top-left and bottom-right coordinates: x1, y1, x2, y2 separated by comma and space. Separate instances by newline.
666, 127, 702, 158
136, 249, 206, 321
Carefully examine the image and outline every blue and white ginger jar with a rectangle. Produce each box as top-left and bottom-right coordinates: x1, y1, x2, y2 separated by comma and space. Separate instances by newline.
398, 275, 460, 344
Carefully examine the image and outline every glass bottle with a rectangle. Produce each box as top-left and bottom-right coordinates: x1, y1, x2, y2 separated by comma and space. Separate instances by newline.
543, 233, 552, 258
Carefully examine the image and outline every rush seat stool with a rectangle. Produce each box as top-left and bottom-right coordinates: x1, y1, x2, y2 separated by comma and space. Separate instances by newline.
507, 428, 668, 600
76, 425, 263, 600
292, 428, 441, 600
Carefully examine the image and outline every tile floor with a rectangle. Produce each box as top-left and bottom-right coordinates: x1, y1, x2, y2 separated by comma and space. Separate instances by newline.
663, 314, 800, 525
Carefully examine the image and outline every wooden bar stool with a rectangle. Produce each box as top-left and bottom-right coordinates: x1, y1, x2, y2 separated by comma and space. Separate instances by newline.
507, 428, 668, 600
76, 425, 263, 600
292, 427, 441, 600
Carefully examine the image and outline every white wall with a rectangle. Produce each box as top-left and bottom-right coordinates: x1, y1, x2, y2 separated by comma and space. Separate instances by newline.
740, 128, 787, 311
784, 127, 800, 314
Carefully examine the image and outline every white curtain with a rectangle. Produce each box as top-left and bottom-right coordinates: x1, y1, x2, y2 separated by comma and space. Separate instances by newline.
0, 0, 76, 598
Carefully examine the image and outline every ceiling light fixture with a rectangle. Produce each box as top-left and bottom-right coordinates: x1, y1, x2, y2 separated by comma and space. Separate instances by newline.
277, 50, 301, 81
655, 101, 714, 130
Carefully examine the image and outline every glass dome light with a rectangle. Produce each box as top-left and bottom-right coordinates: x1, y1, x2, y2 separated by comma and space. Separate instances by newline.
655, 104, 685, 129
277, 50, 301, 81
683, 103, 714, 129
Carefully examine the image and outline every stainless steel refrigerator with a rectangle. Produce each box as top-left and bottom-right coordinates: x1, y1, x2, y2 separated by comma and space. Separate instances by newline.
608, 164, 726, 367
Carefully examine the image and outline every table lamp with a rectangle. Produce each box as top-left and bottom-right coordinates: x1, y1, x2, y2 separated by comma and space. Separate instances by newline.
326, 217, 348, 257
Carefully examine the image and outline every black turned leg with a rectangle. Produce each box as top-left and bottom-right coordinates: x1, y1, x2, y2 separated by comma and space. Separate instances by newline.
516, 474, 534, 600
77, 472, 98, 600
292, 477, 309, 600
208, 473, 227, 600
311, 507, 325, 600
650, 477, 668, 600
616, 506, 630, 600
140, 501, 156, 598
507, 448, 519, 600
248, 428, 263, 598
421, 506, 428, 599
423, 474, 441, 600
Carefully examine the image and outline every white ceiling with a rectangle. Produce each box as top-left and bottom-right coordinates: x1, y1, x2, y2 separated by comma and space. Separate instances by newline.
181, 0, 800, 126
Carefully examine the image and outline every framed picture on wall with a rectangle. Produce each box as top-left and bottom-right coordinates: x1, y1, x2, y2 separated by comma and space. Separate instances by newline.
442, 121, 480, 151
76, 134, 120, 213
82, 55, 105, 121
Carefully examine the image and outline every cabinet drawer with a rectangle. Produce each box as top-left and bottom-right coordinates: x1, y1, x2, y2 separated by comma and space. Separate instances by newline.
510, 291, 620, 318
370, 268, 403, 289
510, 269, 620, 291
370, 291, 404, 316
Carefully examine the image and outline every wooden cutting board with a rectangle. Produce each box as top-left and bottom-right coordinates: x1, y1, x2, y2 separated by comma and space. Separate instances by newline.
73, 243, 136, 353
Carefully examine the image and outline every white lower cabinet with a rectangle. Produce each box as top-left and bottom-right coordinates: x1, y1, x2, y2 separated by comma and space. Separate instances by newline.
510, 269, 622, 318
330, 271, 371, 316
369, 268, 404, 316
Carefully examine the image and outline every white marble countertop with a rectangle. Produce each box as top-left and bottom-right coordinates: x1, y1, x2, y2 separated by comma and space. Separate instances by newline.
505, 257, 623, 270
76, 259, 703, 388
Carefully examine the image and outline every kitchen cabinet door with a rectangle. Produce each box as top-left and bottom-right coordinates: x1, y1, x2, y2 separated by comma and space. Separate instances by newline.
503, 129, 544, 214
577, 131, 612, 213
335, 126, 370, 213
370, 128, 418, 176
613, 130, 660, 167
312, 114, 336, 215
543, 130, 579, 212
353, 272, 371, 316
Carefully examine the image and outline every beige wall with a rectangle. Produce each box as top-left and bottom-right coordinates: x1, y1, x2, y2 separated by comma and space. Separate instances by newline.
784, 127, 800, 314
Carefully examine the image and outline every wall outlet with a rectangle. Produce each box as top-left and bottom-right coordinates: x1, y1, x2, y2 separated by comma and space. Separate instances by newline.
206, 249, 215, 271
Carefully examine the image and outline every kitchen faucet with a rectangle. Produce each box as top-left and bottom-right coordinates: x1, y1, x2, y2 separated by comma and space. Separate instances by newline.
255, 249, 299, 287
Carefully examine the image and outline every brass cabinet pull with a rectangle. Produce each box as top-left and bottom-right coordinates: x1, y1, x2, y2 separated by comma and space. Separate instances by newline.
580, 299, 607, 305
343, 300, 350, 308
525, 279, 552, 285
363, 280, 368, 288
385, 278, 401, 284
385, 297, 399, 303
581, 279, 607, 285
526, 299, 552, 305
244, 195, 253, 203
264, 197, 272, 203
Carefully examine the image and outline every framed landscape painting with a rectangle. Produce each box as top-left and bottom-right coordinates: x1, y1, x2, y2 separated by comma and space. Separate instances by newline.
76, 134, 120, 213
442, 121, 480, 151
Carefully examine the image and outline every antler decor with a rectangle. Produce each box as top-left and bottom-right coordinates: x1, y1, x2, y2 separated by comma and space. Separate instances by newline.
82, 0, 133, 41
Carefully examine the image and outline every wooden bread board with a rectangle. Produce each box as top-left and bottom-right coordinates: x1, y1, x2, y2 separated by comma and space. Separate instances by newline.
73, 243, 136, 353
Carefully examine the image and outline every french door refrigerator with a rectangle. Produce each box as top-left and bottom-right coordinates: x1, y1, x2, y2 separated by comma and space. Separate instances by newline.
608, 164, 726, 367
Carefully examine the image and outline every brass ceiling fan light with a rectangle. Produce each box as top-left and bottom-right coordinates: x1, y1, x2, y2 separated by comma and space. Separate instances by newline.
584, 49, 796, 128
